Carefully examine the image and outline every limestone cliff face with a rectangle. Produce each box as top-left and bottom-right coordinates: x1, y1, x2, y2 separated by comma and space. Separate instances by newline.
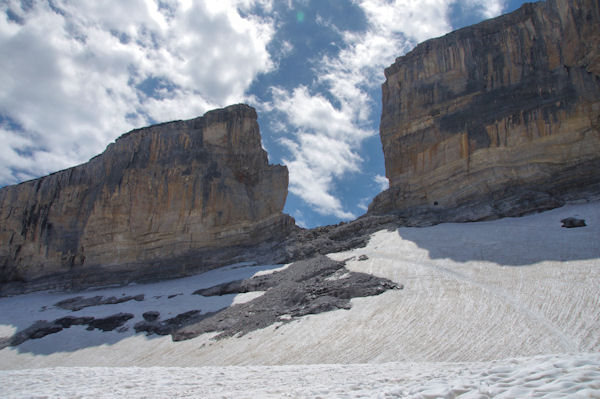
0, 104, 295, 293
370, 0, 600, 219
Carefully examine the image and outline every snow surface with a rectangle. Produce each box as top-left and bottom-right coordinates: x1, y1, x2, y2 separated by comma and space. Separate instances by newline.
1, 202, 599, 397
2, 353, 599, 398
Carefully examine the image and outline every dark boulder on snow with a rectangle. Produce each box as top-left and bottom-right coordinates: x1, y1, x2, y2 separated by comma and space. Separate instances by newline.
135, 310, 209, 336
561, 217, 587, 228
142, 311, 160, 322
86, 313, 134, 332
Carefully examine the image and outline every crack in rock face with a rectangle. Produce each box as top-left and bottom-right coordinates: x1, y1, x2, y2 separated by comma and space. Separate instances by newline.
173, 255, 402, 341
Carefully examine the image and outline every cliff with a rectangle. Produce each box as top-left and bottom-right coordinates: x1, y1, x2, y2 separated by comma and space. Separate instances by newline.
0, 104, 296, 294
370, 0, 600, 221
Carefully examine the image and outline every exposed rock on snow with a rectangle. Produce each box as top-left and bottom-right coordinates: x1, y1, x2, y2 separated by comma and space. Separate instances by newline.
86, 313, 134, 332
174, 255, 400, 341
55, 294, 144, 311
134, 310, 211, 336
1, 255, 401, 346
3, 313, 133, 349
561, 217, 587, 228
142, 311, 160, 322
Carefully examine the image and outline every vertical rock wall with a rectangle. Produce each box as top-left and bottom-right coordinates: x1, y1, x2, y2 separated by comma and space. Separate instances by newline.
370, 0, 600, 220
0, 104, 295, 293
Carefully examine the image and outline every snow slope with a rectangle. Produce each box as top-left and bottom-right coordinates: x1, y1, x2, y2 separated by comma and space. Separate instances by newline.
2, 353, 599, 398
0, 202, 599, 397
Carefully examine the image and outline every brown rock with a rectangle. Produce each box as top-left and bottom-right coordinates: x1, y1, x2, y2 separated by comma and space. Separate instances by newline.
370, 0, 600, 221
0, 104, 296, 294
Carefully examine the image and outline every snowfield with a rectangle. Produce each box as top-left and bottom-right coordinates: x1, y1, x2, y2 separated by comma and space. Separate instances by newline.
2, 353, 599, 398
1, 202, 599, 398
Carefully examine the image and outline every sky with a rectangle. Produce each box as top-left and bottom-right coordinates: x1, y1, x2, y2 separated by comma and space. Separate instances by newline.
0, 0, 529, 228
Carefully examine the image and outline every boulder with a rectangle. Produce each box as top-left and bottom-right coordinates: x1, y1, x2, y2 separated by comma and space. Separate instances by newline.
561, 217, 586, 228
142, 311, 160, 322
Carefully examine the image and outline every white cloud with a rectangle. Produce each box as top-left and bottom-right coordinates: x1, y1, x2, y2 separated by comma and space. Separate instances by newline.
271, 85, 368, 219
357, 197, 371, 212
278, 40, 294, 58
356, 0, 452, 44
464, 0, 506, 19
272, 86, 371, 142
0, 0, 275, 185
292, 209, 308, 228
280, 133, 359, 219
374, 174, 389, 191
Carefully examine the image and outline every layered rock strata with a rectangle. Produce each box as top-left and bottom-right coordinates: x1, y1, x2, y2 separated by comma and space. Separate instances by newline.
0, 104, 295, 294
370, 0, 600, 220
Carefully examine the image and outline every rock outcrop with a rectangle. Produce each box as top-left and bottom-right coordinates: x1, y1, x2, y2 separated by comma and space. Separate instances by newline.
370, 0, 600, 221
172, 255, 401, 341
0, 104, 295, 294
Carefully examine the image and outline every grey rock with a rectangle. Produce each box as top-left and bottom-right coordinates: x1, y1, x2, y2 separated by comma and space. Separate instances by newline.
85, 313, 134, 332
142, 311, 160, 322
561, 217, 587, 228
173, 255, 401, 342
55, 316, 95, 328
10, 321, 63, 346
54, 294, 145, 311
5, 313, 133, 348
135, 310, 210, 336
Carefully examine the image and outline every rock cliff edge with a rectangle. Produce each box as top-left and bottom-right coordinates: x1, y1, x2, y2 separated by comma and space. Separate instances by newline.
0, 104, 295, 294
370, 0, 600, 221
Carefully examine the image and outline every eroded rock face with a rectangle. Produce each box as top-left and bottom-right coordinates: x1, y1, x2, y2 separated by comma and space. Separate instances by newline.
0, 104, 295, 294
370, 0, 600, 220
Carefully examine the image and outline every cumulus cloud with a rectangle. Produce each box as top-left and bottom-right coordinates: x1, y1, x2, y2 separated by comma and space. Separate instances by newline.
374, 174, 389, 191
0, 0, 275, 185
464, 0, 506, 19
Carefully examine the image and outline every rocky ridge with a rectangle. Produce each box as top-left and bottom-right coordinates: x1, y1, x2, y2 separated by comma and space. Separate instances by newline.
370, 0, 600, 221
0, 104, 295, 294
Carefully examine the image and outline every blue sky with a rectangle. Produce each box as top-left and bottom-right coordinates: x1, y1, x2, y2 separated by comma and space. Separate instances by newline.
0, 0, 529, 227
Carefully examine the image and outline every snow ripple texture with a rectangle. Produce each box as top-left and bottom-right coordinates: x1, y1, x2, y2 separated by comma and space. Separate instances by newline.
1, 353, 599, 398
0, 202, 599, 397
